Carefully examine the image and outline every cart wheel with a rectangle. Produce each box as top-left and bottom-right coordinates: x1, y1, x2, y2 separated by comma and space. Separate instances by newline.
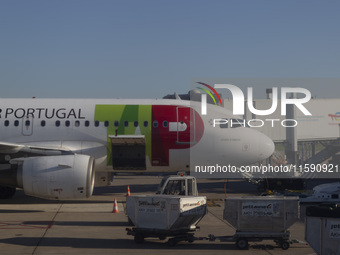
188, 236, 194, 243
280, 241, 290, 250
159, 235, 166, 241
134, 233, 144, 244
168, 238, 177, 247
236, 238, 249, 250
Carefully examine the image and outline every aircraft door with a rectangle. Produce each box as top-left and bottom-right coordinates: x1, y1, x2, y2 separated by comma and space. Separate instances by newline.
22, 115, 33, 136
175, 107, 195, 144
109, 135, 146, 170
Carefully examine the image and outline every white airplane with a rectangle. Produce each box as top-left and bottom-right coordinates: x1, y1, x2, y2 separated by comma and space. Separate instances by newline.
0, 97, 274, 200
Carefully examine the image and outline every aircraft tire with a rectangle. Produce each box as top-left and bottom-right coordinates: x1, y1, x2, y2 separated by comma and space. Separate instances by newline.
0, 186, 16, 199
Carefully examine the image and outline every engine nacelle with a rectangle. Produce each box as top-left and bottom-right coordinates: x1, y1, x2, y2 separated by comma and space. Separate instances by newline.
15, 155, 95, 200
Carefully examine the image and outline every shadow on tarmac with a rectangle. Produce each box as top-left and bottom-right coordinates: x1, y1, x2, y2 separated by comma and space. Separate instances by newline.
0, 237, 252, 250
0, 237, 310, 251
22, 221, 129, 227
0, 209, 44, 213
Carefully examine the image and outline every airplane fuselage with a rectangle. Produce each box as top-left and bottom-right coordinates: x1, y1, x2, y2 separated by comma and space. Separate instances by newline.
0, 98, 275, 171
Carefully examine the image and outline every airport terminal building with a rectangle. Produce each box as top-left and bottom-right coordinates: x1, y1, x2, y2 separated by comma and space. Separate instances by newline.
223, 94, 340, 166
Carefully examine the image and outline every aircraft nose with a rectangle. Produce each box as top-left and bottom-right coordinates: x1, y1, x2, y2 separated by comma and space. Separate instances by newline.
258, 134, 275, 161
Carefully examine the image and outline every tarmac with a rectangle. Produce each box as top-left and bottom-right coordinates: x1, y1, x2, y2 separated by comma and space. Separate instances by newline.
0, 173, 316, 255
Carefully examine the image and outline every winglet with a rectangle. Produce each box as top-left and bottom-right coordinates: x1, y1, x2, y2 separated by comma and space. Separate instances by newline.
174, 92, 181, 100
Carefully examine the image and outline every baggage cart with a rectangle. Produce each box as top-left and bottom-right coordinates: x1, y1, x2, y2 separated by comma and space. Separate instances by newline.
126, 195, 207, 246
220, 196, 300, 250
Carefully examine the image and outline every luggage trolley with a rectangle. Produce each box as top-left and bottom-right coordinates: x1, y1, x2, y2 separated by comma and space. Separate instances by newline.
125, 195, 207, 246
220, 196, 301, 250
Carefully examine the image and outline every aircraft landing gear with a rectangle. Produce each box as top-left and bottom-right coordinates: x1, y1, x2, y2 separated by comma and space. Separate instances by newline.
0, 186, 16, 199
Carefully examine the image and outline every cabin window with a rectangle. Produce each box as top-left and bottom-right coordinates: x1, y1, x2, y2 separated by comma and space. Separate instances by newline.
134, 121, 138, 127
163, 180, 186, 195
41, 120, 46, 127
95, 121, 99, 127
104, 121, 109, 127
4, 120, 9, 127
65, 120, 70, 127
144, 121, 148, 127
14, 120, 19, 127
75, 121, 80, 127
85, 120, 90, 127
25, 120, 30, 126
55, 120, 60, 127
114, 120, 119, 127
153, 120, 158, 128
163, 121, 168, 128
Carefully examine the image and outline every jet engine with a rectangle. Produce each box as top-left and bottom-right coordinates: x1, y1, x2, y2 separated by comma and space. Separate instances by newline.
11, 155, 95, 200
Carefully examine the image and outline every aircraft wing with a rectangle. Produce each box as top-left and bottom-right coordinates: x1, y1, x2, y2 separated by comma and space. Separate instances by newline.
0, 141, 73, 156
0, 142, 25, 153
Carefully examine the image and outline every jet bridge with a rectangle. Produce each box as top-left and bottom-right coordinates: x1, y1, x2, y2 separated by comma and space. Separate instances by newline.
109, 135, 146, 170
302, 139, 340, 165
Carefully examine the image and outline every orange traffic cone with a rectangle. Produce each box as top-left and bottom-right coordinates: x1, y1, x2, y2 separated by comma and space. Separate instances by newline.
126, 185, 131, 197
112, 197, 119, 213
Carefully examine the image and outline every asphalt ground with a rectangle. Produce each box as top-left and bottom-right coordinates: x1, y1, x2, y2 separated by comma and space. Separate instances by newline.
0, 173, 317, 255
